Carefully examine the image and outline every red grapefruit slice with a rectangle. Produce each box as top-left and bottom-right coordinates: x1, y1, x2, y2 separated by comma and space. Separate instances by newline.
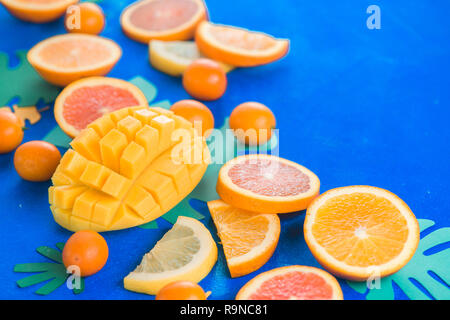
54, 77, 148, 138
217, 154, 320, 214
120, 0, 207, 44
236, 265, 343, 300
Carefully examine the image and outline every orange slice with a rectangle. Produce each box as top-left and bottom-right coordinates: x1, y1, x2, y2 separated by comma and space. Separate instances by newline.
207, 199, 280, 278
120, 0, 207, 44
217, 154, 320, 214
1, 0, 78, 23
304, 186, 420, 281
27, 33, 122, 86
195, 21, 289, 67
236, 265, 343, 300
54, 77, 148, 138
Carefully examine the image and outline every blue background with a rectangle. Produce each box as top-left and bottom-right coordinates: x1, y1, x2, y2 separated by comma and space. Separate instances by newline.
0, 0, 449, 299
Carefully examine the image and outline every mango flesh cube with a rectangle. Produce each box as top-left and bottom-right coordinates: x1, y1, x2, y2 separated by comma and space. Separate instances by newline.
49, 107, 209, 232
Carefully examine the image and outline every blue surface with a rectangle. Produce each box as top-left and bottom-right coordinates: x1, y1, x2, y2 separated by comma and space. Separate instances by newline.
0, 0, 449, 300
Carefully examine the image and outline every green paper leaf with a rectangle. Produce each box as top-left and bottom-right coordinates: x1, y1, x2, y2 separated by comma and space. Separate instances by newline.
150, 99, 171, 110
161, 198, 204, 225
0, 50, 60, 106
129, 76, 157, 103
37, 246, 62, 263
17, 271, 56, 288
43, 125, 72, 149
14, 263, 58, 273
347, 219, 450, 300
138, 220, 159, 229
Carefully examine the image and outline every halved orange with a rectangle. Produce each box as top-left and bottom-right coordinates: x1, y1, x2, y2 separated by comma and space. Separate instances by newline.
195, 21, 289, 67
207, 199, 280, 278
27, 33, 122, 86
1, 0, 78, 23
217, 154, 320, 214
54, 77, 148, 138
120, 0, 207, 44
304, 186, 420, 281
236, 265, 343, 300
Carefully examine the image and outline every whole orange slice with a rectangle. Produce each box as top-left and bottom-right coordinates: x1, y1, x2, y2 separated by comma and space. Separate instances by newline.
120, 0, 207, 44
196, 21, 289, 67
207, 199, 280, 278
217, 154, 320, 214
1, 0, 78, 23
27, 33, 122, 86
54, 77, 148, 138
236, 265, 343, 300
304, 186, 420, 281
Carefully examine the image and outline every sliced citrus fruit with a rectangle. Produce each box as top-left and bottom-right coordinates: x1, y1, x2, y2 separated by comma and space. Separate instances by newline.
208, 199, 280, 278
304, 186, 420, 281
1, 0, 78, 23
195, 21, 289, 67
217, 154, 320, 214
54, 77, 148, 138
27, 33, 122, 86
120, 0, 207, 44
236, 265, 343, 300
49, 106, 210, 232
124, 216, 217, 295
149, 40, 234, 76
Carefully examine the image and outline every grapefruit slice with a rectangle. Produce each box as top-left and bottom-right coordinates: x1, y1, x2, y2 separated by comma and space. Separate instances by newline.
304, 186, 420, 281
149, 40, 234, 76
236, 265, 343, 300
195, 21, 289, 67
124, 216, 217, 295
27, 33, 122, 86
54, 77, 148, 138
217, 154, 320, 214
120, 0, 207, 44
207, 199, 280, 278
1, 0, 78, 23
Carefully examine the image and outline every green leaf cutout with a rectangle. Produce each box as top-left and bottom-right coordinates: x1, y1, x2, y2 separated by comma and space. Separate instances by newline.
347, 219, 450, 300
14, 243, 85, 296
0, 50, 60, 106
129, 76, 158, 103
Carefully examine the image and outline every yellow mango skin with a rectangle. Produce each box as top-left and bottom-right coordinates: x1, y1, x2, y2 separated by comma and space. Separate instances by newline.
49, 106, 209, 232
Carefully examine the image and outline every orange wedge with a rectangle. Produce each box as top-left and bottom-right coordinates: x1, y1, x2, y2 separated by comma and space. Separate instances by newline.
27, 33, 122, 86
54, 77, 148, 138
236, 265, 343, 300
304, 186, 420, 281
195, 21, 289, 67
207, 199, 280, 278
120, 0, 207, 44
217, 154, 320, 214
1, 0, 78, 23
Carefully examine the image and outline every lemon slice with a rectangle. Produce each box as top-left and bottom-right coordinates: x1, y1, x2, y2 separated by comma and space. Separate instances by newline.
124, 216, 218, 295
149, 40, 234, 76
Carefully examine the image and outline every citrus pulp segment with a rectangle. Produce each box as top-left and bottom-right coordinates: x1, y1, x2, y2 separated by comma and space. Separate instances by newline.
236, 265, 343, 300
124, 216, 217, 295
49, 106, 210, 232
54, 77, 149, 138
1, 0, 78, 23
304, 186, 420, 281
27, 33, 122, 86
208, 199, 280, 278
195, 21, 289, 67
120, 0, 207, 44
217, 154, 320, 214
149, 40, 234, 76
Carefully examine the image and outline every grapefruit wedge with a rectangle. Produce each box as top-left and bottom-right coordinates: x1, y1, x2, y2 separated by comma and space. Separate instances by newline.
196, 21, 289, 67
304, 186, 420, 281
208, 200, 280, 278
217, 154, 320, 214
1, 0, 78, 23
27, 33, 122, 86
120, 0, 207, 44
54, 77, 148, 138
236, 265, 343, 300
